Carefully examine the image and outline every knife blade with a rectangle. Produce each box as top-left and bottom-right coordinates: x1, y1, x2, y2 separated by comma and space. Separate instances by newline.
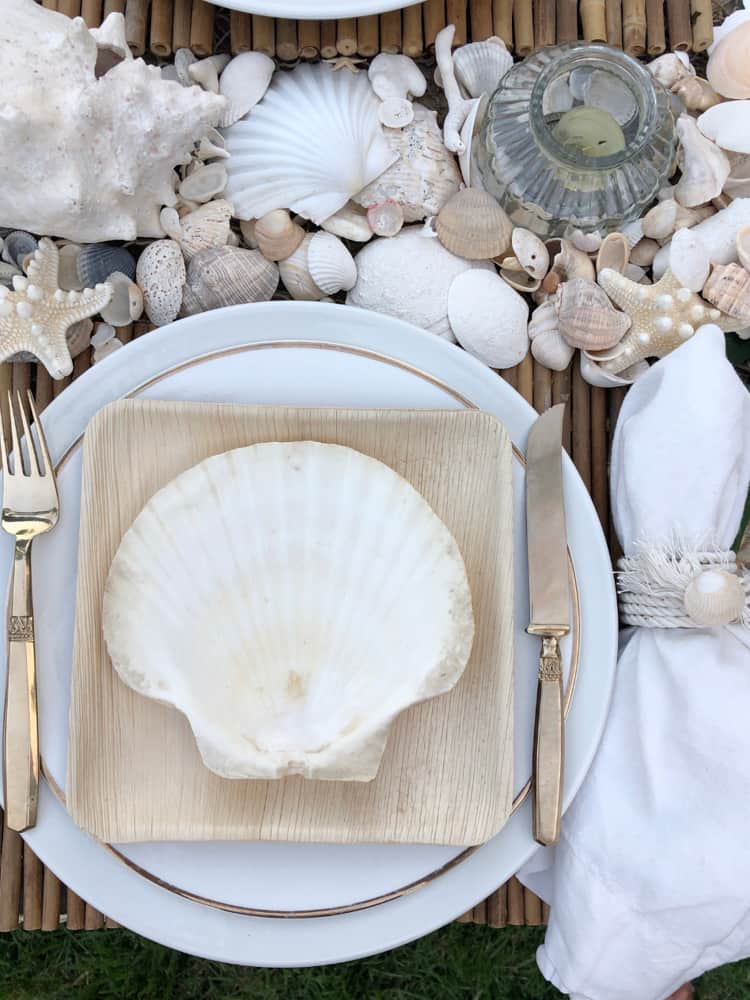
525, 403, 569, 847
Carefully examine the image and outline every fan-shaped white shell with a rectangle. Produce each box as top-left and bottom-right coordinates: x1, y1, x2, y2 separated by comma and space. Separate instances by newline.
307, 232, 357, 294
224, 64, 399, 225
103, 441, 475, 781
453, 38, 512, 99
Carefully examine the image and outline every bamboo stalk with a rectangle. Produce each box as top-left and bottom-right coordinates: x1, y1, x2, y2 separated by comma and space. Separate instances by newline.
622, 0, 646, 55
572, 358, 591, 492
493, 0, 514, 46
535, 0, 556, 45
150, 0, 173, 57
105, 916, 121, 928
524, 887, 543, 925
172, 0, 191, 50
230, 11, 252, 54
552, 367, 572, 455
320, 18, 338, 57
424, 0, 446, 47
646, 0, 666, 54
542, 902, 551, 923
12, 363, 31, 396
533, 362, 553, 413
607, 387, 627, 561
35, 368, 54, 414
252, 15, 275, 56
690, 0, 713, 51
380, 10, 402, 52
403, 4, 424, 55
42, 0, 58, 8
605, 0, 623, 46
58, 0, 82, 15
85, 904, 105, 930
66, 890, 85, 931
298, 19, 321, 59
581, 0, 607, 40
667, 0, 692, 50
513, 0, 534, 55
507, 876, 525, 924
189, 0, 214, 57
276, 19, 298, 61
472, 898, 488, 924
501, 365, 518, 390
557, 0, 578, 41
456, 909, 473, 922
358, 15, 380, 55
471, 0, 495, 39
517, 352, 534, 406
104, 0, 126, 15
41, 869, 61, 931
447, 0, 468, 44
487, 883, 508, 927
0, 820, 21, 931
22, 845, 43, 931
337, 18, 358, 54
81, 0, 103, 27
590, 387, 608, 533
125, 0, 149, 57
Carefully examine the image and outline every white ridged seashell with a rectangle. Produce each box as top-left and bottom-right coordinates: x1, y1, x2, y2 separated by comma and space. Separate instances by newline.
683, 569, 746, 626
103, 440, 474, 781
436, 188, 513, 260
353, 103, 461, 223
182, 246, 278, 316
136, 239, 186, 327
307, 232, 357, 295
178, 162, 228, 204
528, 298, 574, 371
707, 21, 750, 100
447, 269, 529, 368
321, 202, 374, 243
177, 200, 233, 261
279, 235, 325, 301
218, 51, 275, 128
99, 270, 144, 326
188, 54, 230, 94
698, 101, 750, 155
452, 38, 512, 99
674, 115, 730, 209
254, 209, 305, 262
345, 226, 493, 341
668, 228, 711, 292
367, 200, 404, 238
368, 53, 427, 102
651, 199, 750, 278
224, 64, 398, 226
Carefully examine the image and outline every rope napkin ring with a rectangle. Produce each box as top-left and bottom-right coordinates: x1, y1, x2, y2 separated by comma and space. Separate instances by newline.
617, 545, 750, 629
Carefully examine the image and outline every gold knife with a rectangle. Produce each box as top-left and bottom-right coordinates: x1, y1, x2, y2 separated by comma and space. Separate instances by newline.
525, 403, 569, 847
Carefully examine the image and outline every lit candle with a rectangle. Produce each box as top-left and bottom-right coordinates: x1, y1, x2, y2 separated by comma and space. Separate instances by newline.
551, 106, 626, 157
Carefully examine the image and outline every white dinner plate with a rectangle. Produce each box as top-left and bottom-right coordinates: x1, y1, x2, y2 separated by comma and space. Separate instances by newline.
206, 0, 420, 19
0, 302, 617, 965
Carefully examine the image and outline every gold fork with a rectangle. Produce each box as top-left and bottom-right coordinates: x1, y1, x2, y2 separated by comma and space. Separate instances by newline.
0, 391, 59, 832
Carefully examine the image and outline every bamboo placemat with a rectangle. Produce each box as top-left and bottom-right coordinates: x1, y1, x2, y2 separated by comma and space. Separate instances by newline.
0, 0, 683, 934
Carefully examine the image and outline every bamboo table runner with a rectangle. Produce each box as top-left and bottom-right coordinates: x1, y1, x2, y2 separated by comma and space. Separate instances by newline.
0, 0, 694, 934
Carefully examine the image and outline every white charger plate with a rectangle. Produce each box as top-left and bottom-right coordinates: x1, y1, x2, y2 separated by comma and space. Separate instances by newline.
206, 0, 420, 18
0, 302, 617, 965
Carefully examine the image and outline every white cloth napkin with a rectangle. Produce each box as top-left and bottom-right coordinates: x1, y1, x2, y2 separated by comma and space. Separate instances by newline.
519, 326, 750, 1000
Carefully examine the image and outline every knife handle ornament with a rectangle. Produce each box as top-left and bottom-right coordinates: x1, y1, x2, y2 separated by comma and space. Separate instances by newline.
532, 635, 564, 847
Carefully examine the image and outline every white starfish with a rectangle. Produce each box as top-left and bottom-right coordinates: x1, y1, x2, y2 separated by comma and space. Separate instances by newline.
0, 238, 112, 378
324, 56, 367, 74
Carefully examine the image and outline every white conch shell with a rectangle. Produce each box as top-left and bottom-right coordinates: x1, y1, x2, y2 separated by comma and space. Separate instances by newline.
652, 198, 750, 278
176, 199, 233, 261
345, 226, 493, 341
307, 232, 357, 295
368, 53, 426, 128
452, 37, 512, 99
353, 104, 462, 223
707, 20, 750, 99
528, 298, 575, 371
674, 115, 730, 208
698, 101, 750, 155
279, 234, 326, 301
668, 227, 711, 292
103, 441, 475, 781
321, 202, 374, 242
218, 51, 275, 128
181, 246, 278, 315
447, 270, 529, 368
434, 25, 474, 153
683, 568, 746, 626
136, 240, 186, 327
224, 64, 398, 226
647, 52, 695, 89
0, 0, 226, 243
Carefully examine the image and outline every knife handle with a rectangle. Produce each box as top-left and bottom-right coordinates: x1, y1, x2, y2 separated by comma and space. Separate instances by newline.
532, 635, 564, 847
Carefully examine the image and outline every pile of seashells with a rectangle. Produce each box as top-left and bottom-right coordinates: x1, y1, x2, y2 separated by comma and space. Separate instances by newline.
1, 0, 750, 387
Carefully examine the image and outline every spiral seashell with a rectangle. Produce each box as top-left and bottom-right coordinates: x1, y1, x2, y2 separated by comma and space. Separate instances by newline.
435, 189, 512, 261
557, 278, 631, 350
367, 200, 404, 238
683, 569, 746, 626
254, 209, 305, 262
178, 200, 233, 262
707, 20, 750, 100
528, 298, 575, 371
181, 246, 278, 316
99, 271, 144, 327
136, 239, 186, 327
307, 232, 357, 295
452, 37, 513, 99
77, 243, 136, 286
702, 262, 750, 323
279, 234, 325, 301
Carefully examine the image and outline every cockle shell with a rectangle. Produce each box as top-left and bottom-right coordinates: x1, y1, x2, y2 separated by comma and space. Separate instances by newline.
683, 569, 746, 626
181, 247, 278, 316
136, 240, 186, 327
278, 235, 326, 301
224, 63, 398, 226
528, 299, 575, 371
77, 244, 136, 286
321, 202, 374, 242
100, 271, 144, 327
452, 38, 513, 99
103, 440, 474, 782
670, 76, 722, 112
558, 278, 631, 349
307, 232, 357, 295
254, 209, 306, 262
652, 198, 750, 278
674, 115, 730, 209
737, 226, 750, 271
0, 1, 226, 242
596, 233, 630, 276
345, 226, 493, 340
668, 228, 711, 292
353, 103, 461, 223
446, 270, 529, 368
702, 262, 750, 321
707, 21, 750, 99
367, 200, 404, 238
435, 189, 513, 260
511, 229, 549, 280
176, 199, 233, 262
218, 51, 275, 128
698, 101, 750, 155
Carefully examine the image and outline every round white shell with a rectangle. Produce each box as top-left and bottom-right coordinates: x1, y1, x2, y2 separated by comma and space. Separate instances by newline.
224, 64, 398, 225
447, 270, 529, 368
307, 232, 357, 295
136, 239, 186, 327
102, 441, 475, 782
683, 569, 746, 626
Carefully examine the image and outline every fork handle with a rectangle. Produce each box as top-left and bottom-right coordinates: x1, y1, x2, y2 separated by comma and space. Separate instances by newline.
3, 539, 38, 832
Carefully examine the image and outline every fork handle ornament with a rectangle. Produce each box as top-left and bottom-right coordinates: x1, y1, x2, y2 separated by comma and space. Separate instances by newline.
532, 635, 564, 847
3, 539, 38, 832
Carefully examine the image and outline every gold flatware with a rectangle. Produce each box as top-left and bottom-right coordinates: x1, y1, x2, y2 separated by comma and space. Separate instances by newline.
526, 403, 569, 847
1, 391, 59, 832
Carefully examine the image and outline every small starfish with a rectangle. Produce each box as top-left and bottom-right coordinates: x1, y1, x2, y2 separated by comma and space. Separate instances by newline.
593, 267, 737, 374
0, 238, 112, 379
324, 56, 367, 74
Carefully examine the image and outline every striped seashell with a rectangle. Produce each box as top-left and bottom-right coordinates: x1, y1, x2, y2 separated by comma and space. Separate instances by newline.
528, 297, 574, 371
178, 200, 233, 262
452, 38, 512, 99
77, 243, 136, 285
683, 569, 746, 626
702, 262, 750, 323
181, 246, 278, 316
307, 232, 357, 295
279, 234, 325, 301
435, 188, 512, 260
557, 278, 631, 350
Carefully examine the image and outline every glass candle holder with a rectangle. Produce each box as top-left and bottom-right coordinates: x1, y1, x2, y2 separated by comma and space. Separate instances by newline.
477, 43, 677, 237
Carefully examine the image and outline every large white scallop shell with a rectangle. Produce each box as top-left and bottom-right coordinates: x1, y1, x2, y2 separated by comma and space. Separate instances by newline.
103, 441, 475, 781
224, 64, 398, 225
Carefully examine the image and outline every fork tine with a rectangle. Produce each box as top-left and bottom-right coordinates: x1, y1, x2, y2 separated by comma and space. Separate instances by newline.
26, 391, 51, 478
0, 397, 8, 477
7, 390, 21, 476
16, 391, 39, 477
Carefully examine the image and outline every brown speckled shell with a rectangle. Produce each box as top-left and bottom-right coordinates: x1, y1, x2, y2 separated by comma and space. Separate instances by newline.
702, 263, 750, 322
557, 277, 631, 350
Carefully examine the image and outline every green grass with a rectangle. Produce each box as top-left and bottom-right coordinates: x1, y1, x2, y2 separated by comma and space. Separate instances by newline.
0, 925, 748, 1000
